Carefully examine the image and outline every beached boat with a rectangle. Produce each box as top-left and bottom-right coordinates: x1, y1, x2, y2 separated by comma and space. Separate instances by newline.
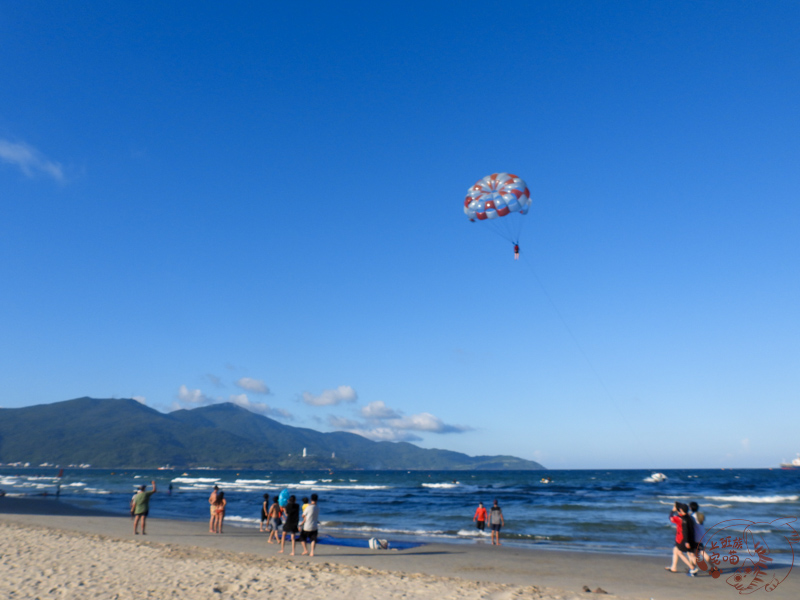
780, 454, 800, 470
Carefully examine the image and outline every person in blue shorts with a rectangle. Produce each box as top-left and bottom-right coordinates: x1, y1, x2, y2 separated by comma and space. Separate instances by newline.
489, 499, 505, 545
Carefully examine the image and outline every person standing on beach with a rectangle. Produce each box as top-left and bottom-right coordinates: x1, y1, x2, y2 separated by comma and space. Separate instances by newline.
473, 502, 487, 532
489, 499, 504, 545
212, 491, 227, 534
260, 494, 270, 533
267, 496, 282, 544
208, 485, 219, 533
299, 493, 320, 557
132, 480, 157, 535
280, 495, 300, 556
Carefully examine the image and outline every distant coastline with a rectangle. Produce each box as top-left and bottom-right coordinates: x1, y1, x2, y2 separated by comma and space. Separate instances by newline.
0, 397, 545, 471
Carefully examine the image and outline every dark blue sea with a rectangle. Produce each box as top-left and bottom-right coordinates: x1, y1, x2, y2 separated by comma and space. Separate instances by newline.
2, 468, 798, 559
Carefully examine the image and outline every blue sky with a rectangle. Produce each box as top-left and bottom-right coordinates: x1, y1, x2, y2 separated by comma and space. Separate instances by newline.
1, 1, 798, 469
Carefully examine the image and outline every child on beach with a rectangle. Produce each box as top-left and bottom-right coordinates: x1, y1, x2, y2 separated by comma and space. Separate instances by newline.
267, 496, 282, 544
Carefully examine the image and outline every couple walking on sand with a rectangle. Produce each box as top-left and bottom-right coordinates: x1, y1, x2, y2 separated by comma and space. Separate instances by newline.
473, 499, 505, 545
666, 501, 713, 576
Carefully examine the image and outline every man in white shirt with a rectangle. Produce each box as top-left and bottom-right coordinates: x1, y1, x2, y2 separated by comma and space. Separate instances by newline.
299, 493, 320, 557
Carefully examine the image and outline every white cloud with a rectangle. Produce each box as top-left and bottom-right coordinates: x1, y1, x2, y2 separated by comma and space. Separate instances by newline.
342, 426, 422, 443
302, 385, 358, 406
229, 393, 292, 420
0, 139, 64, 182
328, 399, 470, 441
385, 412, 470, 434
132, 396, 147, 405
177, 385, 212, 405
236, 377, 270, 395
328, 415, 362, 429
173, 385, 291, 419
361, 400, 400, 420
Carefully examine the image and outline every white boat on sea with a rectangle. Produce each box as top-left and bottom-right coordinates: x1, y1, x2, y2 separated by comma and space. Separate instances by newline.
780, 454, 800, 470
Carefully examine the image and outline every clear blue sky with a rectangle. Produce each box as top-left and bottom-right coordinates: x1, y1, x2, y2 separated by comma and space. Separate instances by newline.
1, 1, 798, 469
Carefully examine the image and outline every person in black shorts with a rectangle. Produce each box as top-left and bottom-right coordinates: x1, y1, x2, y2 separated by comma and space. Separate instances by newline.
474, 502, 487, 532
299, 493, 320, 557
666, 502, 695, 573
280, 495, 300, 556
260, 494, 270, 532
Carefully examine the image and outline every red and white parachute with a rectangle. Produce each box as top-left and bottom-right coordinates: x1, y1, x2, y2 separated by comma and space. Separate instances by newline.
464, 172, 531, 246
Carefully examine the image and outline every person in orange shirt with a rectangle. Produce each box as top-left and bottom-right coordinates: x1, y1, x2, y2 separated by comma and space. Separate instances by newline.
473, 502, 487, 532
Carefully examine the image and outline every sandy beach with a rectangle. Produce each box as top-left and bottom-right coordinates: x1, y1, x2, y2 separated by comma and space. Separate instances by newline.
2, 497, 797, 600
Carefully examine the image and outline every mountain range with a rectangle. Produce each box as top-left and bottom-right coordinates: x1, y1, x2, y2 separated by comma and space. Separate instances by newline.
0, 397, 544, 470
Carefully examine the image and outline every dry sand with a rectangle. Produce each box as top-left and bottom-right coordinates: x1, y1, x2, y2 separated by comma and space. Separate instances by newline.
2, 497, 797, 600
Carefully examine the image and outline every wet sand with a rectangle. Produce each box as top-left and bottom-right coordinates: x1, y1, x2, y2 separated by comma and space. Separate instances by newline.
2, 497, 797, 599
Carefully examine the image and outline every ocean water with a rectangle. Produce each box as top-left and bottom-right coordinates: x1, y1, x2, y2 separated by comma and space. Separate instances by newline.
2, 468, 798, 558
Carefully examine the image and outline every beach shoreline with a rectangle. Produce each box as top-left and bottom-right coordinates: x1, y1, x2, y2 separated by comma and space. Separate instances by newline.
4, 496, 795, 599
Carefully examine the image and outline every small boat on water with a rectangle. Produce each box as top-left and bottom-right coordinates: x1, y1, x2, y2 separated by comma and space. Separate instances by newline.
645, 472, 667, 483
780, 454, 800, 470
540, 476, 552, 484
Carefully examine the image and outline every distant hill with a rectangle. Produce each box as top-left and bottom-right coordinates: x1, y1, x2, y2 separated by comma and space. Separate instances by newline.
0, 397, 545, 470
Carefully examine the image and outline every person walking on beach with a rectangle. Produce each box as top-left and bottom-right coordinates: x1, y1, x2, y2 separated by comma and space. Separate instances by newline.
473, 502, 487, 532
299, 493, 320, 557
208, 485, 219, 533
280, 495, 300, 556
260, 494, 270, 533
212, 491, 227, 534
666, 502, 696, 573
132, 480, 157, 535
489, 499, 504, 545
688, 501, 713, 574
267, 496, 282, 544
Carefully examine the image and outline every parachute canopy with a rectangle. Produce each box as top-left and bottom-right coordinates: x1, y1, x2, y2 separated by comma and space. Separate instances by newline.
464, 173, 531, 245
464, 173, 531, 222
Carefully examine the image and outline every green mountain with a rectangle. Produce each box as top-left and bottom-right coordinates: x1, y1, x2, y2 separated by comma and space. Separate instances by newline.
0, 397, 545, 470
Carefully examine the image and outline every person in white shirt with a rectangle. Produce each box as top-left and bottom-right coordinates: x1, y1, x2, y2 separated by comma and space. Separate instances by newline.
299, 493, 320, 557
